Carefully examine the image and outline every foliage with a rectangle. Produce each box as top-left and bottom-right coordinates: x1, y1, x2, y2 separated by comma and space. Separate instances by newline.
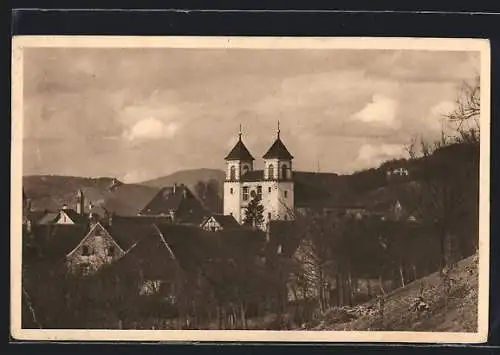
194, 179, 222, 214
243, 196, 265, 229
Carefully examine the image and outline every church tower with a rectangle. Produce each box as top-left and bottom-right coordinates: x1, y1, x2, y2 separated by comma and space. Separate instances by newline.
223, 125, 255, 223
262, 121, 294, 222
76, 189, 85, 215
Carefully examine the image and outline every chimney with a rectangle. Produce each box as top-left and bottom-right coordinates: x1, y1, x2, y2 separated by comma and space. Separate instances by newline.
76, 189, 85, 215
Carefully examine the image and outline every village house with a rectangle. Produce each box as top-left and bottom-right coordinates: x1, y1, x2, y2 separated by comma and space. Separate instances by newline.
200, 214, 241, 232
138, 184, 207, 225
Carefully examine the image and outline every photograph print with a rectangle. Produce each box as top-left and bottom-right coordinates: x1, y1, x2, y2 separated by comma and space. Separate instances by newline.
11, 36, 490, 343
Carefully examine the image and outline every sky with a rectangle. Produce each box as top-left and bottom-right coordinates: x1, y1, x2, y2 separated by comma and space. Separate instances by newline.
22, 47, 480, 183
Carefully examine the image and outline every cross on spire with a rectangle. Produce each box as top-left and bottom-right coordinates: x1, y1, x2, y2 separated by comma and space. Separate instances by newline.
277, 120, 281, 139
238, 123, 242, 140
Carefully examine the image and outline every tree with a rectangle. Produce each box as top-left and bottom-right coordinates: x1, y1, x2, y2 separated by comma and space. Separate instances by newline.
243, 195, 264, 229
195, 179, 222, 214
405, 76, 481, 269
446, 75, 480, 145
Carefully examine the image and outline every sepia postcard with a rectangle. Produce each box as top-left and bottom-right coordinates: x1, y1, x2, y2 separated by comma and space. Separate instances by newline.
11, 36, 491, 343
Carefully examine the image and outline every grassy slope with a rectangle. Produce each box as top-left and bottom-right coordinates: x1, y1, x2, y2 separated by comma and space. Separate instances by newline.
314, 254, 479, 332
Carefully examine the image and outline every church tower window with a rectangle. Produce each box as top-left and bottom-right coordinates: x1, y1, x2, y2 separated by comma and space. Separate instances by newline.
230, 166, 236, 180
282, 165, 288, 180
284, 190, 288, 198
268, 164, 274, 180
257, 186, 262, 199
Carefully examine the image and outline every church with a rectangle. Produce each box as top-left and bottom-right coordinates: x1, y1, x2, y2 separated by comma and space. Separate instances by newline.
223, 123, 294, 226
223, 123, 347, 228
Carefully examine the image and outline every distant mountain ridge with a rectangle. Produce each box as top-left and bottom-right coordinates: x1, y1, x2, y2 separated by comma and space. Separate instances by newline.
22, 169, 226, 216
139, 168, 225, 190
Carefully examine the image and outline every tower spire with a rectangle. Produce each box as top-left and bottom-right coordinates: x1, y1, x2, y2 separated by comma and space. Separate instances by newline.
277, 120, 280, 139
238, 123, 242, 141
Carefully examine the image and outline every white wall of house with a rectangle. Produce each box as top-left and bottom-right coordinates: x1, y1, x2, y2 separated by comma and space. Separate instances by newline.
55, 211, 75, 224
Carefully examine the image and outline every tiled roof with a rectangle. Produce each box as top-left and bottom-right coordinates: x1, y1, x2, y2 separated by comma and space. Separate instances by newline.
225, 138, 255, 161
36, 212, 60, 224
139, 185, 207, 224
28, 224, 89, 260
103, 215, 170, 251
262, 137, 294, 160
239, 170, 351, 208
240, 170, 264, 182
266, 220, 301, 258
62, 208, 88, 224
115, 224, 208, 278
205, 214, 241, 229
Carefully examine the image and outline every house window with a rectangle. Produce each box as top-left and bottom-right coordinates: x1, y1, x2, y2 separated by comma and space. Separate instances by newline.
284, 190, 288, 198
268, 212, 272, 220
257, 186, 262, 199
282, 165, 287, 179
230, 166, 236, 180
230, 187, 234, 194
107, 246, 115, 257
268, 186, 272, 193
268, 164, 274, 179
82, 245, 91, 256
284, 215, 288, 221
242, 187, 249, 201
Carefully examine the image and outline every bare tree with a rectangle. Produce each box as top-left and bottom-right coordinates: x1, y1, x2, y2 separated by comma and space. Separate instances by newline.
446, 75, 480, 145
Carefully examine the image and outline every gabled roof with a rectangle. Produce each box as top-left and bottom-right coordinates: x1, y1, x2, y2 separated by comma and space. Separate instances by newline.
262, 137, 294, 160
139, 185, 207, 224
37, 212, 60, 224
202, 214, 241, 229
114, 224, 206, 278
103, 216, 165, 251
28, 224, 90, 260
60, 208, 88, 224
225, 138, 255, 161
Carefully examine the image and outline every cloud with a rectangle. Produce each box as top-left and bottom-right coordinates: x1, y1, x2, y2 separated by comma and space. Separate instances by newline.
356, 143, 407, 168
122, 170, 155, 183
123, 117, 179, 141
352, 94, 400, 128
424, 100, 456, 132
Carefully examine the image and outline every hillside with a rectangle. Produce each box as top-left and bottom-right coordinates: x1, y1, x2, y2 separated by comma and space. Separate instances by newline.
309, 253, 479, 332
22, 175, 159, 216
139, 168, 225, 191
